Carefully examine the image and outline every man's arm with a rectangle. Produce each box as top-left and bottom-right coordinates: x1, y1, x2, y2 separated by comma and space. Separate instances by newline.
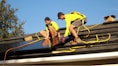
64, 19, 71, 37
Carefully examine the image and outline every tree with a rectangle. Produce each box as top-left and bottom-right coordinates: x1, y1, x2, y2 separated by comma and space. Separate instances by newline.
0, 0, 25, 39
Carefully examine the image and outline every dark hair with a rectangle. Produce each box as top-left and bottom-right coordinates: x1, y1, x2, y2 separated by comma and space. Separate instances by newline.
104, 15, 116, 19
57, 12, 64, 19
44, 17, 51, 21
104, 16, 109, 19
111, 15, 116, 18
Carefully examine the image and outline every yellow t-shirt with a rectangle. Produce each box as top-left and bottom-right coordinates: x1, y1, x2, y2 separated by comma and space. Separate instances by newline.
46, 21, 59, 32
64, 13, 86, 37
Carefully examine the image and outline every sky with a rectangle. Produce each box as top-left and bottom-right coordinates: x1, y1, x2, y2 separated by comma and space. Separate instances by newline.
6, 0, 118, 34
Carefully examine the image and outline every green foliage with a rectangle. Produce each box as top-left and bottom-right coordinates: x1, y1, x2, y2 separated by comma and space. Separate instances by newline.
0, 0, 25, 39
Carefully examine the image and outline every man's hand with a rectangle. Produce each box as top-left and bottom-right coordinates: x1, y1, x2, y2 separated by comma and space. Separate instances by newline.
62, 37, 66, 43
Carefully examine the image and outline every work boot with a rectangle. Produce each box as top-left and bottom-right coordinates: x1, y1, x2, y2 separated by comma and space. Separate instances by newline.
74, 38, 82, 44
70, 40, 77, 45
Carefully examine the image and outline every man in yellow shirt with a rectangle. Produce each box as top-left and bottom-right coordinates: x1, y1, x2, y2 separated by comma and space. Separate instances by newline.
40, 17, 60, 46
57, 11, 87, 44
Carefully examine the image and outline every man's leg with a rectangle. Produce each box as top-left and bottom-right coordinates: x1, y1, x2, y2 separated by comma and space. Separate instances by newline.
48, 26, 59, 46
40, 30, 50, 47
40, 30, 48, 38
69, 25, 78, 38
69, 20, 82, 44
48, 26, 57, 38
69, 25, 82, 44
42, 39, 50, 47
